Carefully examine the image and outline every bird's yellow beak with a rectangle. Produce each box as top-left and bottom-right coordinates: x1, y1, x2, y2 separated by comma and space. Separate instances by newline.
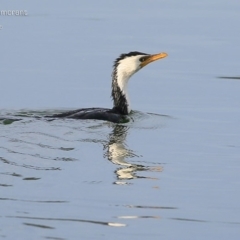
140, 52, 168, 68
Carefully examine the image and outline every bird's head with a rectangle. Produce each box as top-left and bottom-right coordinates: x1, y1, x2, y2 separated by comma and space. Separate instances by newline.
111, 51, 168, 115
112, 51, 168, 82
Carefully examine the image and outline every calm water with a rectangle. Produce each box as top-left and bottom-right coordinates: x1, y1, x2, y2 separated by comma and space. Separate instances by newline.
1, 1, 240, 239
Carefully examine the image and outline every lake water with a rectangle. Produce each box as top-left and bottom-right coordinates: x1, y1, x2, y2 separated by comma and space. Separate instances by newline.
1, 1, 240, 239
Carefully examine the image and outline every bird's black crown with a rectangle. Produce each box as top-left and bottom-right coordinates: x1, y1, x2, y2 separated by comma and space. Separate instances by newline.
113, 51, 148, 67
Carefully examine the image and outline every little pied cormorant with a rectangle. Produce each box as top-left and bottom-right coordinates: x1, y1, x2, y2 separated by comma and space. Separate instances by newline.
48, 51, 168, 123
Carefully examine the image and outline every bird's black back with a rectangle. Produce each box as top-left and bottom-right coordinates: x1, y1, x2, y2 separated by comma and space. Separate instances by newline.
45, 108, 128, 123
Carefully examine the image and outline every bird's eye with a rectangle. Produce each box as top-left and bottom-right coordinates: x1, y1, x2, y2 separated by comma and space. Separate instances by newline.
139, 57, 147, 62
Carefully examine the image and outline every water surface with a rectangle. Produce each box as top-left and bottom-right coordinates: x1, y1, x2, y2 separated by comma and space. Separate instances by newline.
1, 1, 240, 239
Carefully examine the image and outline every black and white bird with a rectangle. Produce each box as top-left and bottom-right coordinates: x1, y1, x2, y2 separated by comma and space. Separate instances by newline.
49, 51, 168, 123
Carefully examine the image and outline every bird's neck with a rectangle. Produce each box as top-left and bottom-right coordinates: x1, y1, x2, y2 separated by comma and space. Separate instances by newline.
111, 68, 131, 115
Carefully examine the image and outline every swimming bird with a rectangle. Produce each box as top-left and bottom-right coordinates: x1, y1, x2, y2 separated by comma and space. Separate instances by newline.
48, 51, 168, 123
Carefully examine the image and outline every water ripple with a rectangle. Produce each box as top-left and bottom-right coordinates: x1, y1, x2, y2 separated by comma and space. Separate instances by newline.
0, 198, 68, 203
7, 215, 126, 227
123, 205, 177, 210
0, 157, 60, 171
23, 222, 55, 229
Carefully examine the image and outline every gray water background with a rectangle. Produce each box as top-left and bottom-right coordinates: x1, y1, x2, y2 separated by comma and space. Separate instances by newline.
0, 1, 240, 239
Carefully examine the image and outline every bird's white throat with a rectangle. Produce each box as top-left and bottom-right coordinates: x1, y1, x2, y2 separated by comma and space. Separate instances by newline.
112, 55, 145, 114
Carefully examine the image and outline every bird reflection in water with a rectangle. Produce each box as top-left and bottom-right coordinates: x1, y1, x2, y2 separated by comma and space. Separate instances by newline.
103, 125, 163, 183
